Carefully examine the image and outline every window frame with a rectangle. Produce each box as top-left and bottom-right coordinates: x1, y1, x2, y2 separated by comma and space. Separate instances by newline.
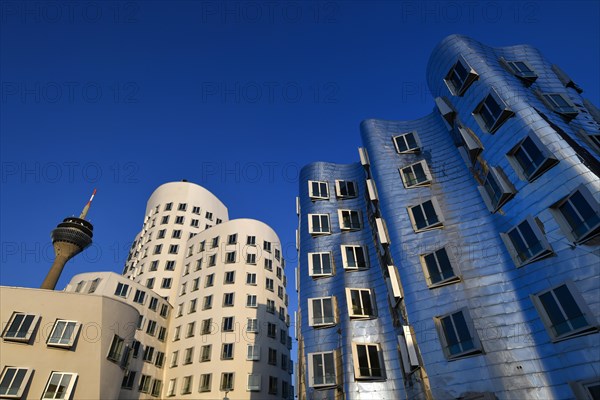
345, 288, 376, 319
501, 58, 538, 84
220, 372, 234, 392
434, 308, 483, 360
407, 198, 445, 233
199, 374, 212, 392
444, 55, 479, 96
247, 344, 261, 361
0, 366, 33, 399
308, 180, 329, 200
308, 213, 331, 235
46, 320, 81, 348
551, 185, 600, 244
477, 166, 516, 212
541, 92, 579, 119
338, 209, 362, 231
308, 296, 337, 327
472, 89, 514, 134
351, 342, 385, 380
335, 180, 358, 198
501, 215, 554, 267
341, 245, 368, 270
1, 312, 40, 343
308, 351, 337, 388
392, 131, 421, 154
247, 374, 261, 392
399, 160, 433, 188
420, 247, 460, 288
506, 133, 559, 182
40, 372, 78, 400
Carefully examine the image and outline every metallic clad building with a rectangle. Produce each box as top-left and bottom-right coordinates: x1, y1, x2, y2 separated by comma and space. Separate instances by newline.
296, 35, 600, 400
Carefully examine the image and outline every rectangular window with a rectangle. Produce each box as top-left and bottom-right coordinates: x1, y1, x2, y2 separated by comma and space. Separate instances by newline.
223, 293, 235, 307
139, 375, 152, 393
164, 202, 173, 211
246, 253, 256, 264
478, 166, 516, 212
335, 180, 357, 198
309, 351, 336, 387
533, 281, 597, 342
247, 374, 261, 391
186, 322, 195, 338
172, 230, 182, 239
420, 247, 460, 287
205, 274, 214, 287
146, 320, 157, 336
133, 290, 146, 304
199, 374, 211, 392
247, 344, 260, 360
107, 335, 125, 363
168, 244, 179, 254
246, 273, 257, 285
264, 258, 273, 271
143, 346, 155, 362
444, 56, 478, 96
275, 248, 281, 261
157, 229, 166, 239
224, 271, 235, 284
246, 295, 257, 308
309, 297, 336, 327
192, 206, 201, 214
352, 343, 384, 380
190, 219, 199, 228
266, 278, 274, 291
155, 351, 165, 368
114, 282, 129, 297
227, 234, 237, 244
203, 295, 213, 310
221, 343, 234, 360
41, 372, 78, 400
225, 251, 236, 263
154, 245, 163, 256
220, 373, 234, 391
183, 347, 194, 364
150, 260, 159, 271
400, 160, 433, 188
308, 180, 329, 199
268, 376, 278, 394
150, 379, 162, 397
164, 260, 175, 271
161, 278, 172, 289
1, 312, 39, 343
542, 93, 579, 118
121, 370, 136, 389
161, 216, 169, 224
200, 345, 211, 362
341, 245, 368, 270
393, 131, 420, 153
266, 300, 275, 314
181, 376, 192, 395
267, 323, 276, 338
268, 348, 277, 365
222, 317, 234, 332
167, 379, 176, 397
407, 198, 444, 232
338, 210, 362, 230
148, 297, 158, 311
263, 240, 272, 252
473, 90, 514, 133
346, 288, 375, 318
158, 326, 166, 342
0, 367, 33, 398
201, 319, 212, 335
308, 214, 331, 235
211, 236, 219, 248
247, 318, 259, 333
507, 134, 558, 182
146, 278, 155, 289
308, 252, 333, 277
552, 185, 600, 244
501, 216, 553, 267
208, 254, 217, 267
170, 351, 179, 367
175, 216, 184, 225
435, 309, 482, 359
246, 235, 256, 245
503, 59, 537, 82
88, 278, 101, 293
192, 278, 200, 291
160, 304, 169, 318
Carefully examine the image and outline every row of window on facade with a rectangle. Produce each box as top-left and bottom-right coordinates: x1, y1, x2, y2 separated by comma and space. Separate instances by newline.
128, 371, 292, 398
0, 368, 77, 400
151, 202, 220, 222
308, 180, 358, 200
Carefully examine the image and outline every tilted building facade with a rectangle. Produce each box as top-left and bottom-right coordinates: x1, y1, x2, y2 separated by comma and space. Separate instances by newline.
296, 35, 600, 400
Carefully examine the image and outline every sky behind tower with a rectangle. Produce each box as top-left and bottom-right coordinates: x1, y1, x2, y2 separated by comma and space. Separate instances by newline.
1, 1, 599, 335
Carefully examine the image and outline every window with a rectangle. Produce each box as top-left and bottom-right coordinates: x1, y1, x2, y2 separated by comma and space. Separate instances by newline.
224, 271, 235, 284
170, 351, 179, 367
268, 376, 278, 394
161, 278, 172, 289
205, 274, 215, 287
192, 206, 201, 214
309, 351, 336, 387
146, 278, 155, 289
121, 370, 136, 389
174, 216, 184, 225
246, 295, 257, 308
309, 297, 336, 327
146, 320, 157, 336
211, 236, 219, 248
420, 247, 460, 287
473, 90, 514, 133
199, 374, 211, 392
74, 281, 84, 293
203, 295, 213, 310
167, 379, 176, 397
223, 293, 235, 307
407, 198, 444, 233
266, 300, 275, 314
503, 59, 537, 83
346, 288, 375, 318
308, 180, 329, 199
552, 185, 600, 244
268, 348, 277, 365
150, 379, 162, 397
158, 327, 167, 341
181, 376, 192, 395
444, 55, 478, 96
247, 344, 260, 360
264, 258, 273, 271
157, 229, 166, 239
247, 374, 261, 391
507, 134, 558, 182
41, 372, 78, 399
267, 323, 276, 338
201, 319, 213, 335
435, 309, 482, 359
186, 322, 195, 338
114, 282, 129, 297
143, 346, 155, 363
341, 245, 368, 270
335, 180, 357, 198
247, 235, 256, 245
246, 273, 257, 285
172, 230, 182, 239
400, 160, 433, 188
533, 281, 597, 342
0, 367, 33, 398
155, 351, 165, 368
161, 216, 169, 224
227, 234, 237, 244
2, 312, 39, 342
225, 251, 236, 263
208, 254, 217, 267
338, 210, 361, 230
282, 381, 289, 398
160, 304, 169, 318
352, 343, 384, 380
263, 240, 272, 252
131, 340, 141, 358
88, 278, 100, 293
139, 375, 152, 393
281, 353, 288, 369
276, 267, 282, 279
274, 248, 281, 260
200, 345, 212, 362
107, 335, 125, 362
222, 343, 234, 359
168, 244, 179, 254
149, 297, 158, 311
133, 290, 146, 304
192, 278, 200, 291
220, 373, 234, 391
198, 241, 206, 252
308, 252, 333, 277
393, 131, 420, 153
247, 318, 259, 333
571, 379, 600, 400
278, 286, 284, 299
183, 347, 194, 364
266, 278, 274, 291
308, 214, 331, 235
478, 166, 516, 212
542, 93, 579, 118
137, 316, 144, 330
150, 260, 159, 271
246, 253, 256, 264
501, 216, 553, 267
222, 317, 234, 332
173, 326, 181, 341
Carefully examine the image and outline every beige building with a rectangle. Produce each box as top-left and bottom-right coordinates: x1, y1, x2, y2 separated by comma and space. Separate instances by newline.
0, 181, 292, 400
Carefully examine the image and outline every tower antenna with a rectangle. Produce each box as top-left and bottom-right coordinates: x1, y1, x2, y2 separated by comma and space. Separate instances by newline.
79, 188, 97, 220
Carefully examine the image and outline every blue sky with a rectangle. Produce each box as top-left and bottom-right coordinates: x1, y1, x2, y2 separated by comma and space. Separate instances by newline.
1, 0, 598, 334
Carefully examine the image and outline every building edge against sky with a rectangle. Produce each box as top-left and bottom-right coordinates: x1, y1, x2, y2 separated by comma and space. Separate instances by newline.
295, 34, 600, 400
0, 181, 293, 399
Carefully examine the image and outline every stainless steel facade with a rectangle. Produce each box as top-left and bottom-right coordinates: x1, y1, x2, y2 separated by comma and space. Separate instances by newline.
297, 35, 600, 400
